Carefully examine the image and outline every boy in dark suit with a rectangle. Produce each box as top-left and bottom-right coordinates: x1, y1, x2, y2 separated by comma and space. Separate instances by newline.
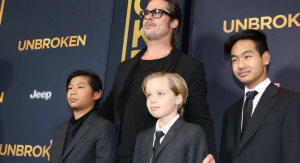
220, 29, 300, 163
133, 71, 208, 163
49, 70, 116, 163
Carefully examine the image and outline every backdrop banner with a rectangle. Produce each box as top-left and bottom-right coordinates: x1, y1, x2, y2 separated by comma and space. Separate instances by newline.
1, 0, 300, 161
189, 0, 300, 150
0, 0, 114, 162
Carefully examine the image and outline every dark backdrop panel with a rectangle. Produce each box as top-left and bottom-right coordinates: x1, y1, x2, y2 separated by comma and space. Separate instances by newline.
189, 0, 300, 151
0, 0, 114, 162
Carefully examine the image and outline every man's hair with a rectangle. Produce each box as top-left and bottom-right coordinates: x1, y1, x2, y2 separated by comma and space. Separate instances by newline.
66, 69, 102, 109
224, 29, 269, 56
146, 0, 181, 45
142, 71, 188, 116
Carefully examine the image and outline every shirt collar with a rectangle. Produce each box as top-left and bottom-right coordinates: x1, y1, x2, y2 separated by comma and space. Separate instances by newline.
70, 109, 94, 125
155, 114, 180, 135
244, 78, 271, 96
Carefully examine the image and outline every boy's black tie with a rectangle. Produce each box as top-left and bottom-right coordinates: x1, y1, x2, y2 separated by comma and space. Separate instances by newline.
242, 90, 258, 138
153, 131, 165, 155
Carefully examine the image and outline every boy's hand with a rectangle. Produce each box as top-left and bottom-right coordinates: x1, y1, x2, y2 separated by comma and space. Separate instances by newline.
203, 154, 215, 163
48, 139, 53, 162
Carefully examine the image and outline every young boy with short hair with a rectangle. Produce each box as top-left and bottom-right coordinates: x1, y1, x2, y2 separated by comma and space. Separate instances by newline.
133, 71, 208, 163
49, 70, 116, 163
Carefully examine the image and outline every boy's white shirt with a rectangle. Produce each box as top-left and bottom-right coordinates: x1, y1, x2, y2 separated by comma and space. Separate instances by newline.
153, 114, 180, 146
241, 77, 271, 131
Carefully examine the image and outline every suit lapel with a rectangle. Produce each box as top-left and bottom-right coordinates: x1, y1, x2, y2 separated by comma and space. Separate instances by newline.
236, 83, 277, 154
153, 117, 185, 159
115, 48, 145, 118
116, 48, 145, 100
234, 97, 244, 150
158, 46, 181, 72
59, 111, 97, 162
145, 127, 155, 162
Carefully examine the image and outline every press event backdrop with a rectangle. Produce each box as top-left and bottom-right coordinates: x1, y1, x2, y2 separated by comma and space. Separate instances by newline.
0, 0, 114, 163
189, 0, 300, 149
1, 0, 300, 162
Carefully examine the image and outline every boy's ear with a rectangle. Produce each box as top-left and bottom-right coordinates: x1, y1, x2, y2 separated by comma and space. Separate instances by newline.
262, 51, 270, 66
175, 94, 183, 105
94, 90, 102, 100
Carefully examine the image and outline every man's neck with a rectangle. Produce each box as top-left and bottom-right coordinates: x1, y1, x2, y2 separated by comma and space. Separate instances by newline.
142, 40, 172, 60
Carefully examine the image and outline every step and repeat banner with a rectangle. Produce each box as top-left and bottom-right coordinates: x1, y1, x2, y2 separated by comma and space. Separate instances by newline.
1, 0, 300, 162
0, 0, 114, 163
189, 0, 300, 149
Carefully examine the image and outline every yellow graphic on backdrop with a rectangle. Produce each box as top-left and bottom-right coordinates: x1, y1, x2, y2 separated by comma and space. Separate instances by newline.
18, 35, 86, 51
0, 92, 3, 103
122, 0, 148, 62
0, 144, 50, 158
223, 13, 300, 33
0, 0, 5, 25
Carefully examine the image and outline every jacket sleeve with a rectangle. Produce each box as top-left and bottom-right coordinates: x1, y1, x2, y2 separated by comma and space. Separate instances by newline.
95, 121, 117, 163
187, 126, 208, 163
282, 93, 300, 162
99, 63, 122, 122
184, 61, 218, 161
219, 112, 228, 163
49, 126, 61, 163
132, 133, 141, 163
99, 85, 115, 122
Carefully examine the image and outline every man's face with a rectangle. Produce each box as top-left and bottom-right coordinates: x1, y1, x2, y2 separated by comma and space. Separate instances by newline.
231, 40, 270, 89
143, 0, 176, 42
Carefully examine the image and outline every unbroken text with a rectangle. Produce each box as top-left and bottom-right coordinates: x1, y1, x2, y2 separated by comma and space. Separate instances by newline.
18, 35, 87, 51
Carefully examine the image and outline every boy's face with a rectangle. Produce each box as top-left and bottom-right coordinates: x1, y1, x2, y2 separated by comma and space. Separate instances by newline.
231, 39, 270, 89
67, 76, 100, 111
145, 77, 182, 122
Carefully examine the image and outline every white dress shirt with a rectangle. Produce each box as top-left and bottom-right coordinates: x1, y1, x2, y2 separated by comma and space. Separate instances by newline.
241, 78, 271, 131
153, 114, 180, 147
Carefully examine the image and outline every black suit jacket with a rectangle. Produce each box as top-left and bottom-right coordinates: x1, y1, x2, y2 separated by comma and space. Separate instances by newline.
133, 117, 208, 163
50, 110, 116, 163
100, 46, 217, 159
220, 83, 300, 163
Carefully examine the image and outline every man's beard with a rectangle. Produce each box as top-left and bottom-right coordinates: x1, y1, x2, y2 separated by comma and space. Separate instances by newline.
144, 31, 156, 39
143, 22, 171, 40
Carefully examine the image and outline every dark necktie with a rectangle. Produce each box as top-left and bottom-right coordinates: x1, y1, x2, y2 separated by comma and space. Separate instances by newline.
242, 91, 258, 138
153, 131, 165, 155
